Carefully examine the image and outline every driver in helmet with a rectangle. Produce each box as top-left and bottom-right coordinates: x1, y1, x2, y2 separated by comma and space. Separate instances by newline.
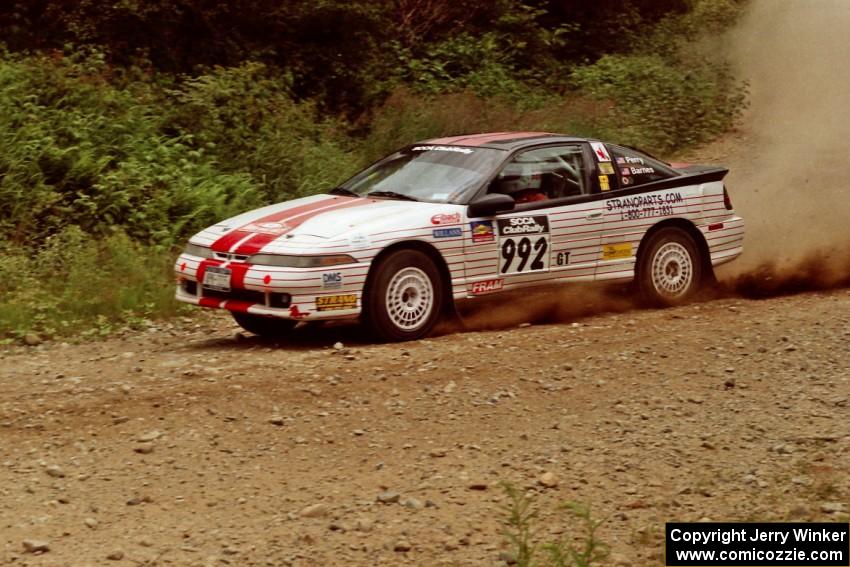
494, 161, 548, 204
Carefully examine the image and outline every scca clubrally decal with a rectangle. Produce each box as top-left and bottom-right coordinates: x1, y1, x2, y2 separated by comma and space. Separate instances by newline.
497, 216, 550, 236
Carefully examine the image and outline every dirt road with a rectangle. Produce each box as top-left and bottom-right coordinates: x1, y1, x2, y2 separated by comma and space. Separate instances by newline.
1, 288, 849, 566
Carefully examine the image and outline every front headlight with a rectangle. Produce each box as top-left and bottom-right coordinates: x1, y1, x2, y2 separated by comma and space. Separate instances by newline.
184, 243, 213, 259
248, 254, 357, 268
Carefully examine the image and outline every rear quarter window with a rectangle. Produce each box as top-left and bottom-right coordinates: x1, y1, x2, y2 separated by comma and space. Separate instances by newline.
608, 145, 678, 187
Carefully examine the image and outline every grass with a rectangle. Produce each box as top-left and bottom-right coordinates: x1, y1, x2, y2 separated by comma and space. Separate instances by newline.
501, 482, 610, 567
0, 227, 183, 343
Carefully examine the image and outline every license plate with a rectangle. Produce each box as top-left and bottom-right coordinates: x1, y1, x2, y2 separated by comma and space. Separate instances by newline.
203, 266, 232, 292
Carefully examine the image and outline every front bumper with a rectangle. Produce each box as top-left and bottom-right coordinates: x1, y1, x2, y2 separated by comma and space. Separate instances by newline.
174, 253, 365, 321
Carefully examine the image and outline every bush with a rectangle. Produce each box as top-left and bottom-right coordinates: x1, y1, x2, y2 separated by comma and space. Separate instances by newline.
360, 88, 610, 162
0, 227, 180, 340
571, 53, 746, 153
168, 63, 361, 202
0, 50, 262, 247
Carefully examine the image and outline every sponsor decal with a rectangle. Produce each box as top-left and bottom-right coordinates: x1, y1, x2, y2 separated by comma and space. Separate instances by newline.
316, 294, 357, 311
289, 305, 310, 319
599, 175, 610, 192
433, 228, 462, 239
347, 233, 371, 249
606, 192, 683, 221
621, 176, 633, 186
242, 221, 291, 235
471, 279, 504, 295
599, 162, 615, 175
412, 145, 473, 154
431, 212, 462, 225
590, 142, 612, 162
602, 243, 633, 260
321, 271, 342, 289
621, 167, 632, 176
497, 216, 551, 274
497, 216, 549, 236
470, 220, 495, 243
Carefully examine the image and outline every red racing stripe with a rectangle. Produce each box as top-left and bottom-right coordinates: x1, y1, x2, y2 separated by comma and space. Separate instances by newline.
233, 197, 376, 255
210, 196, 342, 252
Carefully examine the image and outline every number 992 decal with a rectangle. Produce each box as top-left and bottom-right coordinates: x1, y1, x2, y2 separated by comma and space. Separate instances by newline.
497, 216, 550, 274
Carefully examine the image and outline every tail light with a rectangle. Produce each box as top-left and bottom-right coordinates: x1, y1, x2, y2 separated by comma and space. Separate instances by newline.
723, 185, 733, 210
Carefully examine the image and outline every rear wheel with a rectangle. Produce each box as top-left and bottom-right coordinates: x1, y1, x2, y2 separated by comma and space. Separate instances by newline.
637, 227, 703, 306
232, 312, 296, 338
364, 249, 444, 342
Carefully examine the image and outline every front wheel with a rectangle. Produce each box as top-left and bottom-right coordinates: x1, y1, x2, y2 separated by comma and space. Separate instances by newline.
637, 227, 703, 306
364, 249, 444, 342
232, 312, 297, 338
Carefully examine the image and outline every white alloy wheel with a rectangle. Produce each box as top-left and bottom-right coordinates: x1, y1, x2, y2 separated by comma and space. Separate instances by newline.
385, 267, 434, 331
650, 241, 694, 298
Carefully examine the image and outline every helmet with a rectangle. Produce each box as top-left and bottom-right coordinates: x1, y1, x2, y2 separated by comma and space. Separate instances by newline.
495, 161, 541, 195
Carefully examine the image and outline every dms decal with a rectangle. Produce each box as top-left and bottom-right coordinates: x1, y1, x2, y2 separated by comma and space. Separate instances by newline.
316, 294, 357, 311
471, 279, 504, 295
321, 271, 342, 289
431, 213, 462, 225
469, 220, 495, 243
433, 228, 463, 238
497, 216, 549, 236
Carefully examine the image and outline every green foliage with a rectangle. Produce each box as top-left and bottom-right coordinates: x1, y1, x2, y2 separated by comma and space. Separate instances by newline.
571, 53, 746, 152
0, 227, 180, 340
168, 63, 360, 202
501, 483, 610, 567
0, 50, 261, 247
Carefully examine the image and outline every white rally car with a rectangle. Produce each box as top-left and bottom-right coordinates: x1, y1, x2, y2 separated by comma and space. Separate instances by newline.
175, 132, 744, 341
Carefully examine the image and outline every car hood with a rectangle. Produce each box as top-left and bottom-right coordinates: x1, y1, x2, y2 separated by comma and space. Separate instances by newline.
191, 194, 465, 255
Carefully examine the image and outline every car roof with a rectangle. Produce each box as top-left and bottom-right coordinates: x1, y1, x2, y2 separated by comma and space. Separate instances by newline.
420, 132, 591, 150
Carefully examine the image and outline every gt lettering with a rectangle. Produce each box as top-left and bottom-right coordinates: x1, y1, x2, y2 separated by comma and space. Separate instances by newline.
556, 251, 571, 266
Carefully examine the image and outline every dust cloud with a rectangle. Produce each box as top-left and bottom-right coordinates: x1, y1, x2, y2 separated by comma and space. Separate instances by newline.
454, 1, 850, 332
717, 0, 850, 290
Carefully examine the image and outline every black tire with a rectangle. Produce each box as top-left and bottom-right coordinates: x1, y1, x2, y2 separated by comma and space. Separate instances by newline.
363, 249, 444, 342
637, 227, 703, 306
232, 312, 297, 338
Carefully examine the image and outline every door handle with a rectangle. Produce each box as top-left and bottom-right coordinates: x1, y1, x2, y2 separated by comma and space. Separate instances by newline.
585, 211, 603, 220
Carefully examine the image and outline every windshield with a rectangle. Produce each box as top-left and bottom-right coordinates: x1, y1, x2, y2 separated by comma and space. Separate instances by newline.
340, 145, 506, 204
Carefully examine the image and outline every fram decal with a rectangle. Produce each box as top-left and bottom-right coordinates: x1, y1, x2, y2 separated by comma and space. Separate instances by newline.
432, 228, 462, 239
431, 213, 462, 225
316, 294, 357, 311
321, 271, 342, 289
470, 220, 495, 243
590, 142, 611, 162
471, 279, 504, 295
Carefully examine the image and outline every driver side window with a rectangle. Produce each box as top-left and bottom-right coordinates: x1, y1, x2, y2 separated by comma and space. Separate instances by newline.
489, 145, 587, 204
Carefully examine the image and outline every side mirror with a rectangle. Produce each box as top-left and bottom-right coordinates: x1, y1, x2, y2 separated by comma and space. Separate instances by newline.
467, 193, 515, 218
